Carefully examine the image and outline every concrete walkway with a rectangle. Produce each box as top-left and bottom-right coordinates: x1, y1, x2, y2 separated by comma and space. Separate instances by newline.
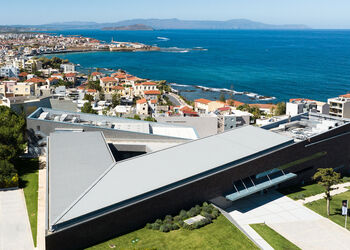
225, 190, 350, 250
298, 182, 350, 204
36, 167, 46, 250
0, 189, 34, 250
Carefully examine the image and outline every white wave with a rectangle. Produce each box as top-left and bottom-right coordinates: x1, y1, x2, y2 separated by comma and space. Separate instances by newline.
160, 47, 190, 53
171, 83, 191, 87
157, 37, 170, 41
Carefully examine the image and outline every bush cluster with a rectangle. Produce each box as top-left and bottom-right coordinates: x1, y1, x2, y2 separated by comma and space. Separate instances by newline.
146, 202, 220, 233
0, 160, 18, 188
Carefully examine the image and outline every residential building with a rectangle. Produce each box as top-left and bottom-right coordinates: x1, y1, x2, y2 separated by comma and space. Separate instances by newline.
328, 94, 350, 118
144, 90, 161, 100
0, 65, 19, 78
194, 99, 225, 114
100, 77, 118, 93
60, 63, 75, 73
65, 72, 77, 83
91, 72, 103, 81
194, 98, 211, 114
136, 98, 149, 115
287, 98, 329, 116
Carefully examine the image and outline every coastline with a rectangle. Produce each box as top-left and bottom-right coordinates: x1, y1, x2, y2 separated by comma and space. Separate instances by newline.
43, 51, 278, 104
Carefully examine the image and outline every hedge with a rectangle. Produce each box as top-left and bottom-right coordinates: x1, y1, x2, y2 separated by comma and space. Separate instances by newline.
147, 202, 220, 233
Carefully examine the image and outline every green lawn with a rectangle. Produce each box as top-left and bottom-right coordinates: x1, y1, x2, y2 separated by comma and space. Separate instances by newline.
250, 223, 300, 250
278, 174, 350, 200
16, 158, 39, 247
305, 190, 350, 230
89, 215, 258, 250
278, 182, 325, 200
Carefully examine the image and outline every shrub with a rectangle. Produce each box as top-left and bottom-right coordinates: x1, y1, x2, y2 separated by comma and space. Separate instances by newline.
146, 223, 152, 229
171, 223, 180, 230
159, 224, 171, 233
178, 220, 184, 227
202, 202, 209, 207
155, 219, 162, 224
179, 210, 187, 219
151, 223, 160, 230
195, 205, 201, 214
212, 209, 220, 219
0, 160, 18, 188
202, 205, 212, 214
174, 215, 181, 222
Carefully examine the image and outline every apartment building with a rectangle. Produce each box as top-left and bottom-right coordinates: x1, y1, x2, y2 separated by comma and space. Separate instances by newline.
328, 94, 350, 118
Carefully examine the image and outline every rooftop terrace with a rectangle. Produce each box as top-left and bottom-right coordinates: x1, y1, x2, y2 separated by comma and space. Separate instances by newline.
262, 112, 350, 142
28, 107, 199, 140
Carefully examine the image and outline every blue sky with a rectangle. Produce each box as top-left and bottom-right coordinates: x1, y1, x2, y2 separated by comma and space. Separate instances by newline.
2, 0, 350, 28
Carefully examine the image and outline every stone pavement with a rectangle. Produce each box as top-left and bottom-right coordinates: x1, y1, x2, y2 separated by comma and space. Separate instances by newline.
298, 182, 350, 204
0, 189, 34, 250
225, 190, 350, 250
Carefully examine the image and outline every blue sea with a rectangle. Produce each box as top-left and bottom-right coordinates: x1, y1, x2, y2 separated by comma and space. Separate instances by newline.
46, 29, 350, 103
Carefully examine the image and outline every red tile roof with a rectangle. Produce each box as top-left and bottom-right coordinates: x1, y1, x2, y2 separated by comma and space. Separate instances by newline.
47, 77, 59, 81
150, 99, 157, 104
25, 77, 46, 83
18, 72, 28, 77
180, 106, 194, 113
226, 99, 245, 107
289, 98, 315, 102
340, 94, 350, 98
144, 90, 161, 95
195, 98, 211, 104
112, 86, 124, 90
141, 81, 157, 86
111, 73, 126, 79
217, 106, 231, 112
87, 89, 97, 93
136, 98, 147, 104
249, 103, 277, 109
101, 77, 118, 82
65, 73, 76, 77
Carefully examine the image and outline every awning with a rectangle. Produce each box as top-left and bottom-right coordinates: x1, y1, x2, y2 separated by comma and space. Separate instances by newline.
225, 170, 297, 202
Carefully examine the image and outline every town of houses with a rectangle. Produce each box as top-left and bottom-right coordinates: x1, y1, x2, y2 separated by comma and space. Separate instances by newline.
1, 33, 349, 137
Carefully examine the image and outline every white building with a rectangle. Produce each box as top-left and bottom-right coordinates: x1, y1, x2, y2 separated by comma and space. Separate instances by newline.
0, 66, 19, 78
328, 94, 350, 118
60, 64, 75, 73
287, 99, 329, 116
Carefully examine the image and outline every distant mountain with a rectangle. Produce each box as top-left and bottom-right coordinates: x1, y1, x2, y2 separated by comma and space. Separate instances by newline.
103, 18, 309, 30
102, 24, 154, 31
2, 19, 309, 31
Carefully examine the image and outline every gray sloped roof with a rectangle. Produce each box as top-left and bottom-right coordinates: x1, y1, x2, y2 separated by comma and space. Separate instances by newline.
48, 126, 293, 230
48, 131, 115, 229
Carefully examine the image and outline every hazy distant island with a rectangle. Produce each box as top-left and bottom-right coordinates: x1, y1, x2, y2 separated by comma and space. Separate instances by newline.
102, 24, 154, 31
0, 18, 309, 31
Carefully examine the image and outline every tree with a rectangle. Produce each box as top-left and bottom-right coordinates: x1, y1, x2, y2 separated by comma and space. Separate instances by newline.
112, 93, 121, 108
0, 106, 26, 161
313, 168, 341, 216
99, 90, 105, 101
84, 94, 94, 102
81, 102, 97, 114
275, 102, 286, 116
219, 93, 226, 103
